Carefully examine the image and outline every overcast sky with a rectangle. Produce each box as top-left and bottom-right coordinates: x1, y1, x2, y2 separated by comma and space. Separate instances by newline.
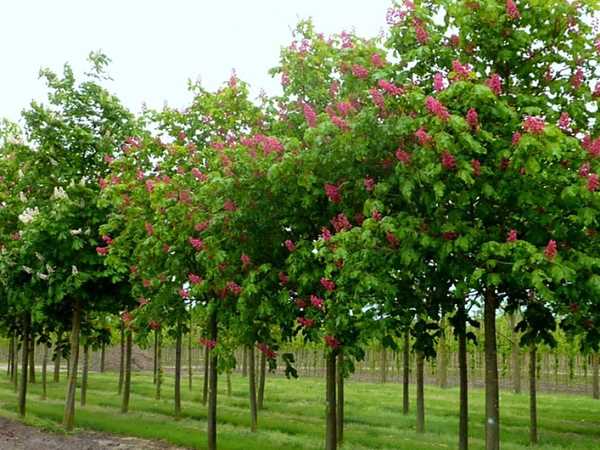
0, 0, 391, 123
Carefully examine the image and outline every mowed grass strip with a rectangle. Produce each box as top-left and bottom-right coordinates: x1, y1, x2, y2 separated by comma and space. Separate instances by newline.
0, 371, 599, 449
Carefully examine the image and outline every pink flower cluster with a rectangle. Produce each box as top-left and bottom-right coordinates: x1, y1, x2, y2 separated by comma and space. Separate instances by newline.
199, 338, 217, 349
451, 60, 472, 81
415, 128, 432, 146
364, 176, 376, 192
285, 239, 296, 252
188, 273, 202, 284
227, 281, 242, 295
507, 229, 518, 242
320, 277, 336, 291
297, 317, 315, 328
583, 135, 600, 157
588, 173, 599, 192
331, 213, 352, 232
396, 148, 412, 165
471, 159, 481, 177
352, 64, 369, 79
506, 0, 520, 20
386, 232, 399, 248
433, 73, 446, 92
487, 74, 503, 95
257, 343, 277, 359
441, 151, 456, 170
425, 96, 450, 121
378, 80, 404, 96
324, 335, 341, 349
302, 103, 317, 128
189, 237, 204, 250
522, 116, 545, 134
544, 240, 557, 260
466, 108, 478, 130
310, 294, 325, 310
370, 89, 386, 111
325, 183, 342, 203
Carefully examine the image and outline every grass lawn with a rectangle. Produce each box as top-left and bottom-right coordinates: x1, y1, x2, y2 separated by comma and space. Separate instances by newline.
0, 371, 598, 449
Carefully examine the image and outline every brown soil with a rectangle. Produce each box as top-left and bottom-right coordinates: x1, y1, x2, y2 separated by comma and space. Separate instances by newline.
0, 417, 188, 450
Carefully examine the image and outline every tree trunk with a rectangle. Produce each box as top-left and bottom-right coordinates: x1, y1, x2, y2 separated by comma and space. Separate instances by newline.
202, 344, 209, 406
592, 353, 599, 400
188, 330, 193, 391
41, 344, 48, 400
28, 339, 35, 384
242, 346, 247, 377
325, 351, 337, 450
18, 315, 30, 417
227, 371, 232, 396
510, 313, 521, 394
53, 332, 61, 383
458, 299, 469, 450
156, 329, 162, 400
121, 329, 132, 413
403, 329, 410, 415
529, 345, 538, 445
81, 344, 89, 407
7, 335, 14, 377
416, 351, 425, 433
10, 332, 17, 383
336, 350, 344, 445
438, 317, 448, 389
207, 309, 218, 450
63, 302, 81, 430
258, 350, 266, 410
484, 290, 500, 450
248, 344, 258, 432
153, 331, 157, 385
174, 325, 182, 419
118, 323, 125, 395
13, 340, 19, 393
100, 343, 106, 373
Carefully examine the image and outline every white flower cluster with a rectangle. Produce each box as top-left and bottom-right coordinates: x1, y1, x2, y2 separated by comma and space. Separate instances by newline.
19, 191, 27, 202
18, 207, 39, 224
52, 186, 68, 200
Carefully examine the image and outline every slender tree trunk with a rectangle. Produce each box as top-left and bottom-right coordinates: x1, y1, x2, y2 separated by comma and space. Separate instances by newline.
529, 345, 538, 445
10, 332, 17, 383
18, 315, 30, 417
188, 329, 193, 392
458, 299, 469, 450
100, 343, 106, 373
592, 353, 599, 400
248, 344, 258, 432
118, 323, 125, 395
510, 313, 521, 394
53, 332, 61, 383
207, 309, 218, 450
28, 339, 35, 384
416, 351, 425, 433
403, 329, 410, 415
438, 317, 448, 389
484, 290, 500, 450
242, 346, 247, 377
41, 344, 48, 400
174, 325, 182, 419
80, 344, 89, 407
153, 332, 157, 385
227, 371, 232, 396
63, 301, 81, 430
325, 351, 337, 450
258, 350, 266, 410
121, 329, 132, 413
202, 344, 209, 406
156, 329, 162, 400
336, 350, 345, 445
7, 335, 14, 377
13, 341, 19, 393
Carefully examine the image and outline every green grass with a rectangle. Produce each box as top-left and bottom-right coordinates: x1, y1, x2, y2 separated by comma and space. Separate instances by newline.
0, 371, 599, 449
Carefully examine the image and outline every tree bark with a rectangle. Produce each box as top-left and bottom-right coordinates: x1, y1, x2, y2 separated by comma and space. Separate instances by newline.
202, 344, 209, 406
18, 315, 30, 417
529, 345, 538, 445
174, 325, 182, 419
188, 329, 193, 391
248, 344, 258, 432
258, 350, 266, 410
458, 299, 469, 450
100, 343, 106, 373
28, 339, 35, 384
156, 329, 162, 400
13, 339, 19, 393
510, 313, 521, 394
403, 329, 410, 415
226, 370, 232, 397
153, 331, 157, 385
121, 329, 132, 413
53, 331, 61, 383
438, 317, 448, 389
63, 301, 81, 430
592, 353, 599, 400
416, 351, 425, 433
41, 344, 48, 400
242, 346, 248, 377
10, 332, 17, 383
80, 344, 89, 407
118, 322, 125, 395
325, 351, 337, 450
336, 350, 345, 445
207, 309, 218, 450
7, 334, 14, 377
484, 290, 500, 450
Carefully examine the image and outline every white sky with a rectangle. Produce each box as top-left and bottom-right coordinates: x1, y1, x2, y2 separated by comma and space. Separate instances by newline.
0, 0, 391, 123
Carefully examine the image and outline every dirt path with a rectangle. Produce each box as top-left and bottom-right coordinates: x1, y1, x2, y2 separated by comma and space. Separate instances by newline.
0, 416, 189, 449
